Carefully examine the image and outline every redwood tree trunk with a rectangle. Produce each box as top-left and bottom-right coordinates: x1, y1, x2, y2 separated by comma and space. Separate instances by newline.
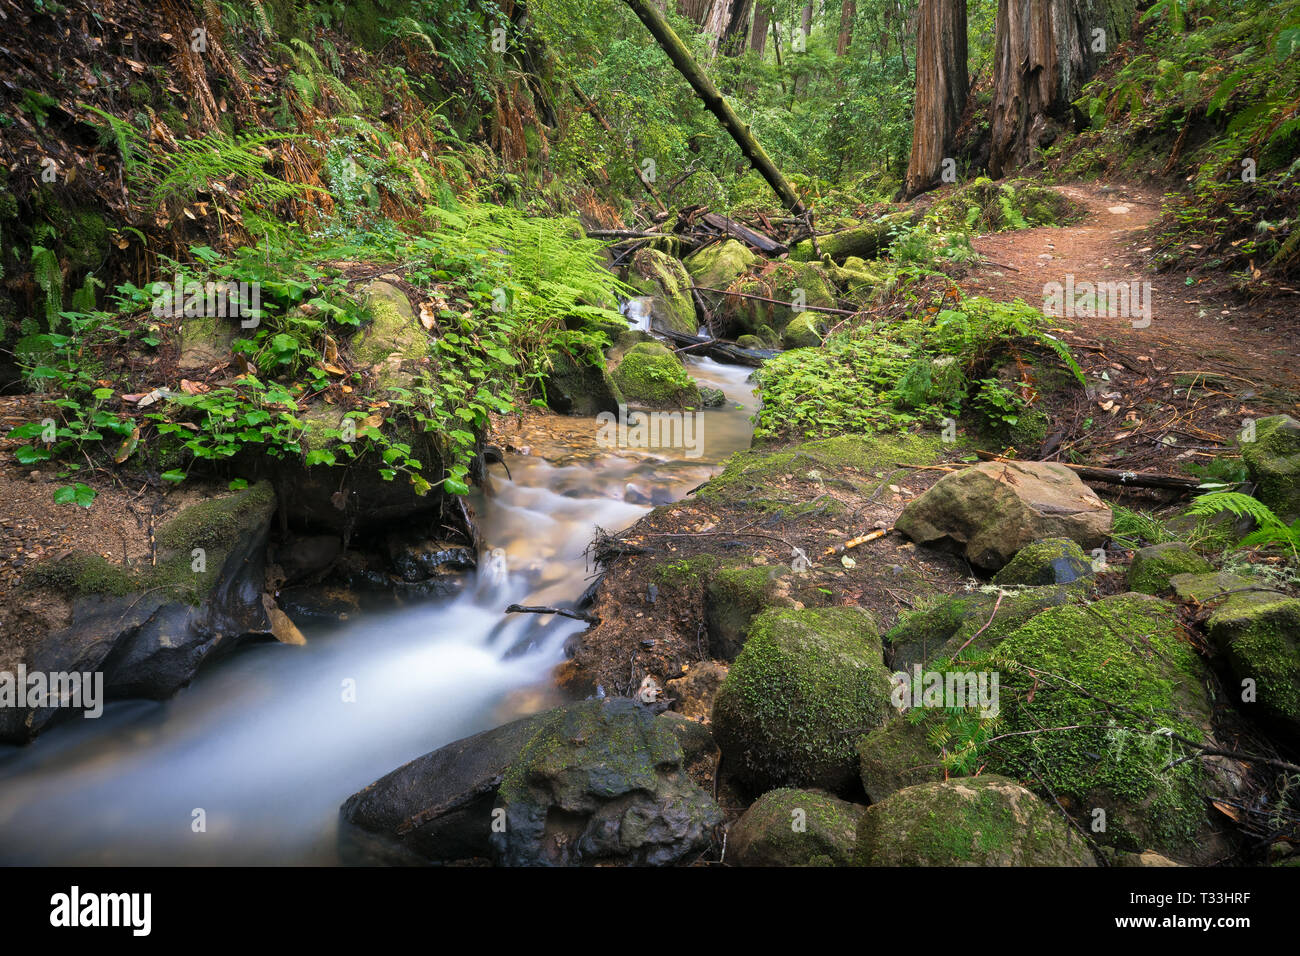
904, 0, 968, 196
750, 2, 771, 52
988, 0, 1131, 176
836, 0, 856, 56
720, 0, 755, 55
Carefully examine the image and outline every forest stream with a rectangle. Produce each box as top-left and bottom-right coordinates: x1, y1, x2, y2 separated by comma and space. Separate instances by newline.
0, 359, 756, 865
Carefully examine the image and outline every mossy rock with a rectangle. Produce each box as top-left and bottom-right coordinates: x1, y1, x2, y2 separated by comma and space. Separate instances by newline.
610, 341, 700, 408
824, 256, 897, 302
973, 593, 1216, 855
727, 788, 865, 866
177, 313, 237, 371
564, 308, 630, 345
543, 347, 623, 416
1240, 414, 1300, 517
712, 606, 892, 795
697, 432, 944, 516
992, 537, 1094, 587
26, 481, 276, 604
853, 776, 1096, 866
783, 311, 824, 349
699, 386, 726, 408
1204, 593, 1300, 735
790, 210, 916, 263
703, 563, 790, 660
1127, 543, 1213, 596
1168, 570, 1259, 604
885, 584, 1085, 670
683, 239, 757, 308
490, 698, 723, 866
856, 716, 945, 802
353, 279, 430, 367
730, 262, 837, 336
628, 248, 697, 335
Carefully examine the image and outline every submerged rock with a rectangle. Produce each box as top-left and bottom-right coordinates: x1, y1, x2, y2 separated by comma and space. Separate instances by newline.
727, 788, 865, 867
853, 776, 1096, 866
895, 460, 1111, 570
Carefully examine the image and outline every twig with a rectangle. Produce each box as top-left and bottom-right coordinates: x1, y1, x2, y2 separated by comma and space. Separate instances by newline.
505, 604, 597, 624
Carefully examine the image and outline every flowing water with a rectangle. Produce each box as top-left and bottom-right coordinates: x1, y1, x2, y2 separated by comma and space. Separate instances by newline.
0, 357, 756, 865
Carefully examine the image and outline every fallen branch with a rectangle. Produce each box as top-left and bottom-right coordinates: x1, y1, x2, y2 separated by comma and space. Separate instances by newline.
692, 285, 859, 316
505, 604, 598, 624
974, 450, 1206, 492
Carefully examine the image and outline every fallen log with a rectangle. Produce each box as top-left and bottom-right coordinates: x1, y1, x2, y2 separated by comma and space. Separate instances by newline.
699, 212, 787, 254
655, 326, 778, 366
974, 451, 1208, 492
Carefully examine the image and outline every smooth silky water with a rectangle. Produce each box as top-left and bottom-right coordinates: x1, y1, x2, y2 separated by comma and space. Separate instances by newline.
0, 357, 756, 864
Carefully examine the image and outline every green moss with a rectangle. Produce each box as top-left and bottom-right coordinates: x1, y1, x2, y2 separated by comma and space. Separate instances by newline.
712, 606, 891, 794
352, 281, 430, 367
728, 788, 864, 866
854, 776, 1094, 866
696, 432, 944, 515
610, 341, 699, 407
653, 554, 721, 589
704, 563, 785, 659
683, 239, 756, 291
155, 481, 276, 552
980, 593, 1212, 852
1207, 596, 1300, 730
992, 538, 1093, 587
1240, 414, 1300, 516
856, 716, 945, 802
1127, 543, 1213, 595
782, 311, 824, 349
628, 248, 696, 335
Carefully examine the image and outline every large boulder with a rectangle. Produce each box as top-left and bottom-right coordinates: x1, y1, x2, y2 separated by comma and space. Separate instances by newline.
628, 248, 698, 335
782, 310, 825, 349
727, 788, 865, 866
2, 482, 278, 742
728, 262, 837, 337
895, 460, 1112, 570
1241, 414, 1300, 517
853, 776, 1096, 866
952, 593, 1224, 860
712, 607, 892, 795
491, 698, 722, 866
610, 341, 700, 408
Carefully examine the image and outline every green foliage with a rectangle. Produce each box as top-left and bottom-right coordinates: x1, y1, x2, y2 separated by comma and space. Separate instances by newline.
754, 296, 1081, 441
1187, 491, 1300, 557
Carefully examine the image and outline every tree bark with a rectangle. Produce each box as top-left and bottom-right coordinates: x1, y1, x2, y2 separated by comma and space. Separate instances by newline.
904, 0, 968, 196
678, 0, 713, 23
836, 0, 856, 55
750, 3, 770, 52
720, 0, 755, 55
623, 0, 806, 214
988, 0, 1132, 177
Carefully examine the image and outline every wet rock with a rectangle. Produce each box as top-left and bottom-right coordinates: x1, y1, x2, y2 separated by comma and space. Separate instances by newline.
992, 537, 1095, 586
628, 248, 697, 335
277, 585, 361, 625
623, 483, 652, 505
490, 698, 722, 866
339, 712, 553, 864
384, 532, 475, 583
895, 460, 1112, 570
610, 341, 700, 408
853, 776, 1096, 866
698, 386, 726, 408
2, 482, 278, 743
271, 534, 341, 584
727, 788, 865, 867
542, 347, 624, 417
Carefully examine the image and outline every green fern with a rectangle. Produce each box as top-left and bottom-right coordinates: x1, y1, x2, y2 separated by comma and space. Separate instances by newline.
1187, 491, 1300, 556
31, 245, 62, 330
